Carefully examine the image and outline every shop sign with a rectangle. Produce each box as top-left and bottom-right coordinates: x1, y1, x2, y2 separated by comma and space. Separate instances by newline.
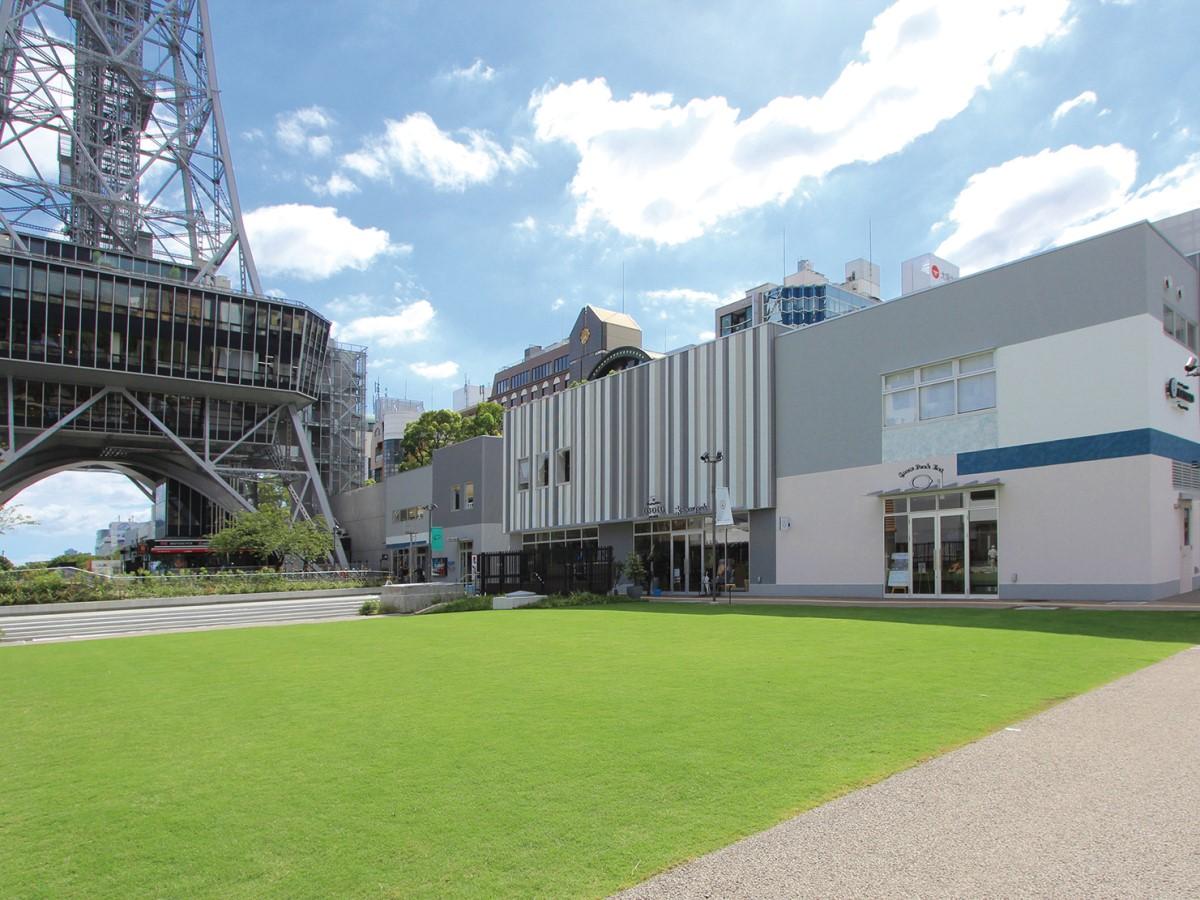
644, 496, 664, 518
674, 503, 710, 516
897, 462, 945, 491
430, 527, 444, 552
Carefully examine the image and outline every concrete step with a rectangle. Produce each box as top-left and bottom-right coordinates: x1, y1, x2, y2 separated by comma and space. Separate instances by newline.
0, 596, 369, 643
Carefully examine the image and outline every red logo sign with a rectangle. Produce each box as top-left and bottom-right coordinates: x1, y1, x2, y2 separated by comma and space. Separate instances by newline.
930, 264, 941, 280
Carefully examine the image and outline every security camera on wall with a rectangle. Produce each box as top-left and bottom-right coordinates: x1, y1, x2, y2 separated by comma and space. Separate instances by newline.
1186, 355, 1199, 376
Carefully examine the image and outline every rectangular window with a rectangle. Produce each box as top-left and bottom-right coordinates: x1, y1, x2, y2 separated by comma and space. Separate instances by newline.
957, 372, 996, 413
536, 452, 550, 487
919, 381, 955, 420
465, 482, 475, 509
517, 457, 530, 491
1165, 305, 1175, 335
884, 351, 996, 427
452, 484, 461, 511
556, 448, 571, 483
884, 389, 917, 426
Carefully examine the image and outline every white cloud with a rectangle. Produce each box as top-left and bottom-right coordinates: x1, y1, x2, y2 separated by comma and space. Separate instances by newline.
641, 288, 728, 309
7, 471, 151, 563
934, 145, 1200, 272
698, 330, 716, 342
243, 204, 401, 280
448, 58, 496, 83
410, 360, 461, 380
306, 172, 360, 197
1051, 90, 1098, 124
529, 0, 1072, 245
334, 299, 436, 348
514, 215, 538, 233
276, 106, 335, 157
340, 112, 532, 190
551, 297, 565, 310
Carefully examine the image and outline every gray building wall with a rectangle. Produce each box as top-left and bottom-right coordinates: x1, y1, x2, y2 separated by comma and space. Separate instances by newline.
432, 436, 491, 528
774, 222, 1198, 478
748, 508, 777, 587
504, 323, 777, 533
384, 465, 433, 546
330, 481, 386, 570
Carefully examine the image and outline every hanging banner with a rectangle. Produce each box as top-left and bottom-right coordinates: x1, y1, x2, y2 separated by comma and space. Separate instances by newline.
431, 527, 444, 552
715, 486, 734, 526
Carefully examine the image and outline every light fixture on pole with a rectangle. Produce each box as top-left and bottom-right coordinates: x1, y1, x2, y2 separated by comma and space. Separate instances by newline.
700, 451, 724, 604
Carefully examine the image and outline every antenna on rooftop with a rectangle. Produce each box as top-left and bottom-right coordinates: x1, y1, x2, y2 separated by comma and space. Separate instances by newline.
869, 217, 873, 286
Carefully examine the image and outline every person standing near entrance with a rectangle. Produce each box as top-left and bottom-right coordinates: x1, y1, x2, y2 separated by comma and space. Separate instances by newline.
701, 568, 711, 596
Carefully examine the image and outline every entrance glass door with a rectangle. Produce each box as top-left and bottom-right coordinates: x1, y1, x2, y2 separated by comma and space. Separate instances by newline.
688, 532, 703, 594
939, 514, 965, 595
912, 517, 936, 594
910, 513, 965, 596
884, 490, 999, 597
671, 535, 686, 592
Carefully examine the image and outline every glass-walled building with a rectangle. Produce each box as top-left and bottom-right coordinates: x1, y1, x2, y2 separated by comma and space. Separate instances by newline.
0, 235, 331, 397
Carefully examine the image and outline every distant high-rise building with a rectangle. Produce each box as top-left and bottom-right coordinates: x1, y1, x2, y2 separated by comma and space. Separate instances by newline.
372, 397, 426, 480
453, 383, 489, 412
715, 258, 881, 338
490, 306, 652, 410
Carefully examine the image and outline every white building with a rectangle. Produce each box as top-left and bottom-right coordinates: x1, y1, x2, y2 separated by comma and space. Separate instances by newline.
453, 382, 489, 412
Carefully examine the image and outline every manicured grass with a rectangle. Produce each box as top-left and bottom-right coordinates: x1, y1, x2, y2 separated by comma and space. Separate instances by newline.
3, 604, 1199, 898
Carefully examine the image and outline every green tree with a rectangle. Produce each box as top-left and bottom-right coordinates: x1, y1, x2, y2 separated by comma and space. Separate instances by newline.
208, 481, 334, 569
48, 549, 94, 569
400, 409, 464, 471
460, 401, 504, 439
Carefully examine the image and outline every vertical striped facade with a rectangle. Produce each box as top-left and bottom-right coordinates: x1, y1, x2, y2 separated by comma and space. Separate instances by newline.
503, 325, 776, 532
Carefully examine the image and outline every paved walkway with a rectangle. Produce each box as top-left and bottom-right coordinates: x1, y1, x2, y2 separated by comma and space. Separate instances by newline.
618, 647, 1200, 899
655, 593, 1200, 611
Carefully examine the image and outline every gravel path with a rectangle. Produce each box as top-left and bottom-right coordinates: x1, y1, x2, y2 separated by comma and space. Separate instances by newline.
617, 647, 1200, 899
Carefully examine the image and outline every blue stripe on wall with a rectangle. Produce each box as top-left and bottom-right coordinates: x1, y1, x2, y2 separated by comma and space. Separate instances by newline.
957, 428, 1200, 475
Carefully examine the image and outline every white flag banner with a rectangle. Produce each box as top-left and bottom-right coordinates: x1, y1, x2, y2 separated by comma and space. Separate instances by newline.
715, 486, 734, 526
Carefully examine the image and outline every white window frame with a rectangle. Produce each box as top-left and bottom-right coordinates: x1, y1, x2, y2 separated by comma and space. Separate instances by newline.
883, 351, 996, 428
465, 481, 475, 509
556, 448, 571, 484
517, 457, 530, 491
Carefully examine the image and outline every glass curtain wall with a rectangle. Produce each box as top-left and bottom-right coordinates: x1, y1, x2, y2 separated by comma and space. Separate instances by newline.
634, 514, 751, 593
0, 250, 330, 396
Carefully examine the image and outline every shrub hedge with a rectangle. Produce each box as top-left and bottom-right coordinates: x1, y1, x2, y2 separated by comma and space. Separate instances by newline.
0, 570, 383, 606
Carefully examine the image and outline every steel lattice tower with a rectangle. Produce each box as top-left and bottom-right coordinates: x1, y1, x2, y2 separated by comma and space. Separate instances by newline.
0, 1, 366, 569
0, 0, 261, 293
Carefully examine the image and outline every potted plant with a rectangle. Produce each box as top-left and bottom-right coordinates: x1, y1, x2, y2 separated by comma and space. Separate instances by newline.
620, 551, 647, 600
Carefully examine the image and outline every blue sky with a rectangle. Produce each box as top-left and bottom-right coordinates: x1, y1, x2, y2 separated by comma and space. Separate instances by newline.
5, 0, 1199, 563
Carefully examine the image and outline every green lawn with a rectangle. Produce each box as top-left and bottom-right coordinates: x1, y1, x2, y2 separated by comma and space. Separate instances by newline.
3, 604, 1199, 898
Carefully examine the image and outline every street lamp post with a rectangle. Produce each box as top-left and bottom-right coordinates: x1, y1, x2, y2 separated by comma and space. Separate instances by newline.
700, 451, 723, 604
405, 530, 416, 582
418, 503, 438, 582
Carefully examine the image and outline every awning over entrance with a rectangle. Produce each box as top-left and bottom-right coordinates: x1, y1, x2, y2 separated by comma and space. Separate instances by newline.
386, 539, 428, 550
869, 478, 1003, 499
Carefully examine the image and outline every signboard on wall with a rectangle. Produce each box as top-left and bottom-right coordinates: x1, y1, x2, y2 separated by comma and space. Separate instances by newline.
431, 527, 444, 552
431, 557, 447, 578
